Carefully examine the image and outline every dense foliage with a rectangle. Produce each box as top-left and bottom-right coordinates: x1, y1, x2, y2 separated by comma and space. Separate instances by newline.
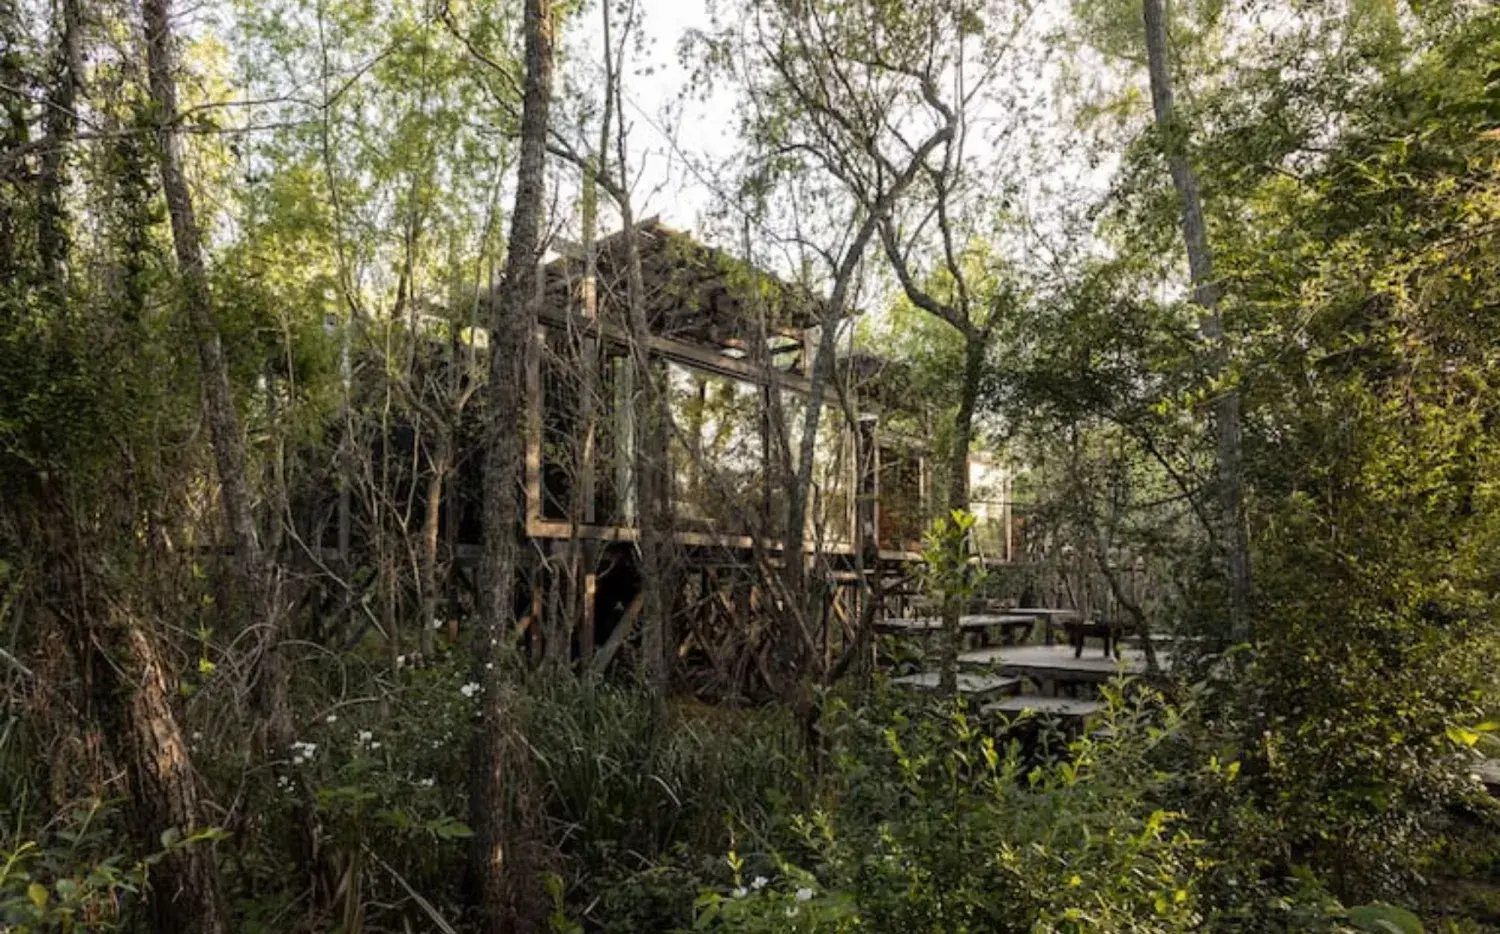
2, 0, 1499, 930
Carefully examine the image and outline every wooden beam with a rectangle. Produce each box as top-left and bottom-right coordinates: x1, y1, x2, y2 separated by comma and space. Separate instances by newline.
592, 591, 645, 673
537, 305, 818, 394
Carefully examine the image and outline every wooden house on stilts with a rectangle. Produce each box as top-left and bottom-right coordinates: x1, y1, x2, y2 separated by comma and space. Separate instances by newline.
313, 219, 1020, 699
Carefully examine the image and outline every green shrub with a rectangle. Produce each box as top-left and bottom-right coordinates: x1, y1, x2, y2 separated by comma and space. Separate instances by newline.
697, 687, 1218, 932
0, 799, 226, 933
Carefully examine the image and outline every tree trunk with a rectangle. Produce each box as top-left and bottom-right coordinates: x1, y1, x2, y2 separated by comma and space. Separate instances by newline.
26, 478, 231, 934
420, 434, 450, 658
142, 0, 264, 601
938, 337, 983, 696
778, 221, 875, 692
36, 0, 81, 293
1141, 0, 1252, 644
142, 0, 307, 886
121, 620, 231, 934
596, 0, 672, 703
619, 204, 673, 703
473, 0, 553, 927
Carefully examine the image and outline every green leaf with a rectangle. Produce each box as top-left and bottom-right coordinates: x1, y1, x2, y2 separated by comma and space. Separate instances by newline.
1446, 725, 1479, 747
27, 882, 48, 909
434, 818, 473, 840
1348, 903, 1423, 934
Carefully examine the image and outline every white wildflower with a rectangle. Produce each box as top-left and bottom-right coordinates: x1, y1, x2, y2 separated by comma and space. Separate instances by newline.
732, 887, 747, 899
418, 777, 435, 789
289, 740, 317, 765
459, 681, 482, 699
325, 713, 338, 724
396, 654, 406, 670
795, 887, 813, 902
785, 906, 799, 918
750, 876, 768, 891
370, 741, 382, 750
432, 617, 445, 630
357, 730, 374, 746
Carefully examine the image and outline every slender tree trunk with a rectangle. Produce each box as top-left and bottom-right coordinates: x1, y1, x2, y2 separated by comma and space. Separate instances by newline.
36, 0, 81, 293
142, 0, 264, 601
778, 225, 873, 691
595, 0, 672, 703
1141, 0, 1251, 644
143, 0, 295, 742
617, 202, 672, 702
570, 155, 602, 668
142, 0, 309, 887
473, 0, 552, 927
420, 435, 449, 657
938, 337, 983, 696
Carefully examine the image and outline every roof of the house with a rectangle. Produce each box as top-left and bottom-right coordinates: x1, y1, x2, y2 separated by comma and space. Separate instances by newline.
541, 218, 839, 350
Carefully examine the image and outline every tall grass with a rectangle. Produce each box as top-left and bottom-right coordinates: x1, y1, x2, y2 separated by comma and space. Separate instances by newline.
515, 674, 805, 929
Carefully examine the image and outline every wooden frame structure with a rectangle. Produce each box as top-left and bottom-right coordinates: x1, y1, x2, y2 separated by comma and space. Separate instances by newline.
309, 219, 1021, 696
498, 220, 1028, 694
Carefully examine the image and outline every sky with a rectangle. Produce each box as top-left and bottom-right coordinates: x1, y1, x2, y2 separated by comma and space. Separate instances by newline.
562, 0, 1125, 287
563, 0, 756, 245
186, 0, 1137, 321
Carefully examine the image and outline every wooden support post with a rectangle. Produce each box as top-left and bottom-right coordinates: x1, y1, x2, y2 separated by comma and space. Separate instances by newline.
1003, 472, 1013, 564
526, 324, 545, 532
527, 552, 545, 665
581, 564, 597, 666
593, 591, 644, 673
856, 414, 879, 562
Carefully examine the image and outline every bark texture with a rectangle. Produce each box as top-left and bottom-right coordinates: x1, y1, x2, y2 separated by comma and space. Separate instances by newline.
618, 198, 674, 701
1141, 0, 1252, 643
142, 0, 309, 891
937, 339, 985, 695
122, 620, 231, 934
36, 0, 82, 292
474, 0, 553, 927
142, 0, 264, 597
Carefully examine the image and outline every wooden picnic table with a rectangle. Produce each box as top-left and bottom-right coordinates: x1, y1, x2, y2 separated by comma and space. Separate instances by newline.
875, 614, 1039, 645
958, 644, 1167, 696
1009, 607, 1084, 646
890, 671, 1023, 702
1061, 619, 1135, 658
982, 695, 1105, 721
